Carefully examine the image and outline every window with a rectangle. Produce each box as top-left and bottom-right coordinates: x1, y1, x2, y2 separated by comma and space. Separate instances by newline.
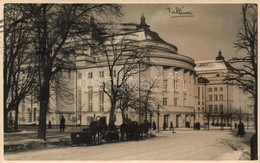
88, 86, 93, 111
88, 72, 93, 79
198, 101, 200, 105
214, 105, 218, 113
202, 87, 204, 99
198, 107, 200, 111
214, 94, 218, 101
163, 79, 167, 92
174, 71, 178, 92
202, 101, 204, 105
209, 95, 212, 101
219, 94, 223, 100
99, 71, 104, 78
214, 87, 217, 91
88, 86, 93, 92
220, 87, 223, 91
163, 98, 168, 106
78, 90, 82, 109
174, 98, 178, 106
208, 88, 212, 92
209, 105, 212, 113
99, 92, 104, 111
183, 80, 186, 91
198, 87, 200, 99
219, 105, 224, 112
202, 107, 204, 111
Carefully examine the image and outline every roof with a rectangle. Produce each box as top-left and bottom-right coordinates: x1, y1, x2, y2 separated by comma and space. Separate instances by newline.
94, 15, 178, 52
195, 60, 228, 72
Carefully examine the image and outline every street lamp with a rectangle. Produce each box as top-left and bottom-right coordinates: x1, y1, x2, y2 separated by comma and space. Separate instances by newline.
157, 104, 160, 132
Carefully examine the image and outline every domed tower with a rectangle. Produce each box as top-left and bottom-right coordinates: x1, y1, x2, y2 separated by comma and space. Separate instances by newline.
137, 13, 150, 29
216, 50, 225, 60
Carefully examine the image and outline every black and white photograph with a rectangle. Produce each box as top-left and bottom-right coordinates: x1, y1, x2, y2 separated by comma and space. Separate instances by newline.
1, 1, 258, 161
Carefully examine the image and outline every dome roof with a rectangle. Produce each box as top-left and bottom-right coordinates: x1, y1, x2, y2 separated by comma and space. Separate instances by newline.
99, 14, 178, 52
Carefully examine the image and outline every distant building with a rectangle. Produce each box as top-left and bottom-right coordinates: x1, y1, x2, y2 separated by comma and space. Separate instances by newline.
195, 51, 254, 128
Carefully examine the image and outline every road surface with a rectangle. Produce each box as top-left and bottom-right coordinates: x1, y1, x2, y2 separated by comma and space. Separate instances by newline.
4, 130, 248, 161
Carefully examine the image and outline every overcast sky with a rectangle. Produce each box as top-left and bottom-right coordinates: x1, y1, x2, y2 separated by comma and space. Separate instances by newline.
118, 4, 243, 62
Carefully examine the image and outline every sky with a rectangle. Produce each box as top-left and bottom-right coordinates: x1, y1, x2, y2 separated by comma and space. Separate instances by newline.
118, 4, 244, 61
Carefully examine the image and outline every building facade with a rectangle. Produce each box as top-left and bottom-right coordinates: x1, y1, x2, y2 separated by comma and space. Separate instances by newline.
195, 51, 254, 128
17, 15, 198, 129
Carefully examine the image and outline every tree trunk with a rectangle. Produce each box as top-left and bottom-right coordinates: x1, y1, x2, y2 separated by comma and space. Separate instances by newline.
4, 106, 9, 133
37, 80, 50, 140
109, 100, 116, 124
121, 109, 126, 123
14, 105, 19, 131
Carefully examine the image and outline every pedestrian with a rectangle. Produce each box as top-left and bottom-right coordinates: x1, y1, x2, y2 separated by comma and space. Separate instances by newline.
163, 122, 167, 131
236, 121, 245, 137
152, 121, 156, 131
234, 123, 237, 129
59, 115, 65, 132
48, 120, 52, 129
170, 121, 173, 131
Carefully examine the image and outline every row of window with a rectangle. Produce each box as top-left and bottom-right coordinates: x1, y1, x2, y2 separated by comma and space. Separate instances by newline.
163, 98, 178, 106
209, 94, 224, 101
198, 104, 224, 113
208, 104, 224, 113
79, 70, 117, 79
87, 91, 105, 112
208, 87, 223, 92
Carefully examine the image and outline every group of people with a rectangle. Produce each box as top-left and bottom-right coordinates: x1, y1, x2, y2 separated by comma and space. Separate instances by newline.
58, 115, 245, 137
152, 121, 174, 131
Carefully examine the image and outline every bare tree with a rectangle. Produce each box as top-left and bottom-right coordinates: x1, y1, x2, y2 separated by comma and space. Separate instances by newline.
4, 4, 122, 139
224, 4, 257, 159
91, 33, 151, 125
3, 5, 37, 132
225, 4, 257, 129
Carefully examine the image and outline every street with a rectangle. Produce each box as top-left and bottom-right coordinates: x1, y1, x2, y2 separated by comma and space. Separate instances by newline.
4, 129, 252, 161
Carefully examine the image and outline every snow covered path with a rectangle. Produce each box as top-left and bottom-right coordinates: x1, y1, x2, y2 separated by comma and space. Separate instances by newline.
4, 130, 246, 161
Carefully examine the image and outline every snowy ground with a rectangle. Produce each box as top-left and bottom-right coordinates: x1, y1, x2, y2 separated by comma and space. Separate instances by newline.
4, 130, 251, 161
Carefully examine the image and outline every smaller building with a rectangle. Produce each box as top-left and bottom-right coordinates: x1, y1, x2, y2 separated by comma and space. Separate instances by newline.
195, 50, 254, 128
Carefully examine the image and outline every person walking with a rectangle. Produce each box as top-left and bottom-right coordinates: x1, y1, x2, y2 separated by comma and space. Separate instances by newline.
236, 121, 245, 137
163, 122, 167, 131
170, 121, 173, 131
59, 115, 65, 132
152, 121, 156, 131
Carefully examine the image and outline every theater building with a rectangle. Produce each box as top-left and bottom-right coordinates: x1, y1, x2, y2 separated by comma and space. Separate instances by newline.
17, 15, 198, 129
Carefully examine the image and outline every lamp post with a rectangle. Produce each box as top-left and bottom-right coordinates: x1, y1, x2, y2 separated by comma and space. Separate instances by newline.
138, 60, 141, 124
220, 110, 224, 131
193, 108, 196, 130
157, 104, 160, 132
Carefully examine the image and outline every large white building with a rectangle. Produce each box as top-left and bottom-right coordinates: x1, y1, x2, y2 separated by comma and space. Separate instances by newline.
17, 15, 198, 129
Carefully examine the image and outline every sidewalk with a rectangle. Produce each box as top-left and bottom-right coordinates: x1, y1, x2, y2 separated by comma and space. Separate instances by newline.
4, 127, 77, 153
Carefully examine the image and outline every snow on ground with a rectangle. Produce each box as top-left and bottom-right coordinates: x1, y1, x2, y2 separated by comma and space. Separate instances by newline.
4, 130, 247, 161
